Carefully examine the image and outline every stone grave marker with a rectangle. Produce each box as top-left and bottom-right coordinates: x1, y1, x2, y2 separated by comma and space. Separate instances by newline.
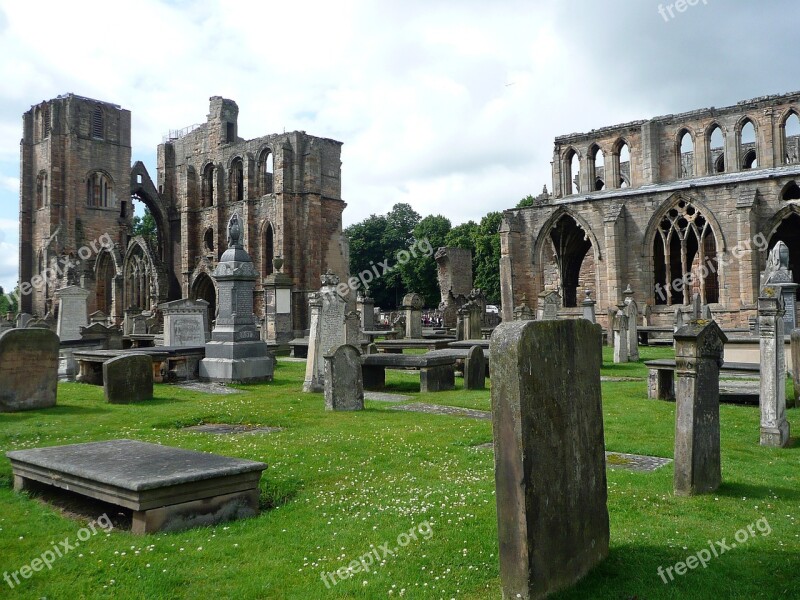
790, 329, 800, 408
103, 354, 154, 404
0, 328, 59, 412
673, 321, 726, 496
581, 289, 596, 323
613, 308, 629, 363
758, 291, 790, 447
402, 293, 424, 338
538, 290, 560, 321
15, 312, 32, 329
304, 271, 347, 392
324, 344, 364, 411
490, 319, 608, 599
159, 298, 210, 347
623, 285, 639, 361
464, 345, 486, 390
55, 285, 90, 341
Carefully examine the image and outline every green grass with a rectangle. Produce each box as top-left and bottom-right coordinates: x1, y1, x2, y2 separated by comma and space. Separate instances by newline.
0, 347, 797, 599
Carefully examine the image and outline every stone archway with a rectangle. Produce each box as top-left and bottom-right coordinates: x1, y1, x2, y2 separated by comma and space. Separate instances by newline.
768, 212, 800, 298
538, 213, 597, 307
191, 272, 217, 323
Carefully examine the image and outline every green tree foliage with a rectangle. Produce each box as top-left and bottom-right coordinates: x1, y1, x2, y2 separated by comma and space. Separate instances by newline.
397, 214, 451, 307
132, 207, 157, 245
516, 195, 536, 208
443, 221, 478, 250
473, 212, 503, 304
0, 286, 18, 316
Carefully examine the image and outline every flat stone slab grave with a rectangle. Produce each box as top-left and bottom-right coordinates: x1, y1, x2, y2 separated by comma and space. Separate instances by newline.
7, 439, 267, 534
472, 443, 672, 473
362, 354, 456, 393
390, 402, 491, 420
177, 381, 243, 395
364, 392, 413, 403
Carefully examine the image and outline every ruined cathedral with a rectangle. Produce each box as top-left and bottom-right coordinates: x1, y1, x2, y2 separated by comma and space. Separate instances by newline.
19, 94, 348, 331
500, 91, 800, 329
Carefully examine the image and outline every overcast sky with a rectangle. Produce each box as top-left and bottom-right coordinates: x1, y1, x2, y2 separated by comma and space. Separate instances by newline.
1, 0, 799, 294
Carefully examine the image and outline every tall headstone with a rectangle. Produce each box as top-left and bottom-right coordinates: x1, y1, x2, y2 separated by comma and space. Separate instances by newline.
581, 289, 596, 323
613, 308, 629, 364
159, 299, 210, 347
623, 285, 639, 362
199, 213, 275, 383
463, 345, 486, 390
103, 354, 154, 404
761, 241, 799, 331
790, 329, 800, 409
538, 290, 560, 321
262, 257, 294, 352
491, 320, 608, 599
356, 291, 375, 331
0, 328, 59, 412
758, 291, 790, 447
673, 321, 726, 496
303, 271, 347, 393
323, 344, 364, 411
55, 285, 90, 341
345, 310, 361, 347
402, 293, 424, 339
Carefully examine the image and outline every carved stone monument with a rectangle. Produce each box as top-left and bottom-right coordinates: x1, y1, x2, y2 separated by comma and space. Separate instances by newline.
402, 293, 424, 339
538, 290, 560, 321
262, 256, 294, 353
582, 289, 596, 323
761, 241, 798, 331
758, 290, 790, 447
55, 285, 90, 342
199, 213, 274, 383
356, 290, 375, 331
613, 308, 629, 364
623, 285, 639, 362
159, 299, 210, 347
303, 271, 347, 393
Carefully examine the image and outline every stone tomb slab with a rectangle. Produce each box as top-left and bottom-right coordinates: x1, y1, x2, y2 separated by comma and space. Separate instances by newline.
473, 444, 672, 473
391, 402, 491, 420
7, 439, 266, 534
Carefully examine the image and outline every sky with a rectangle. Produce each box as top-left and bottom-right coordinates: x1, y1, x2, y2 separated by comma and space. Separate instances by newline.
1, 0, 800, 294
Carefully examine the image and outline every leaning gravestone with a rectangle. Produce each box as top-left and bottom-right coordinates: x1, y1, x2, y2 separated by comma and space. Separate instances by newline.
55, 285, 90, 341
159, 298, 210, 347
464, 345, 486, 390
0, 328, 59, 412
103, 354, 154, 404
490, 320, 608, 599
673, 321, 726, 496
324, 344, 364, 411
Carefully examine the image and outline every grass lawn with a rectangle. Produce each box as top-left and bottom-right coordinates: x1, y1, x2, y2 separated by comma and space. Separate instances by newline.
0, 346, 798, 599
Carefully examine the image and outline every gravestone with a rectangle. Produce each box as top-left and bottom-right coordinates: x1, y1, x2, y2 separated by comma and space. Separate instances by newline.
490, 320, 608, 599
159, 298, 210, 347
402, 293, 424, 339
673, 306, 686, 332
758, 291, 790, 447
89, 310, 108, 325
345, 310, 361, 347
790, 329, 800, 408
262, 257, 294, 351
513, 295, 534, 321
581, 289, 596, 323
131, 314, 148, 335
199, 213, 274, 383
464, 345, 486, 390
303, 272, 347, 392
103, 354, 154, 404
356, 291, 375, 331
623, 285, 639, 361
642, 303, 652, 326
324, 344, 364, 411
467, 300, 483, 339
673, 321, 726, 496
0, 328, 59, 412
55, 285, 90, 341
15, 312, 32, 329
613, 308, 629, 363
761, 241, 799, 331
538, 290, 560, 321
456, 307, 466, 341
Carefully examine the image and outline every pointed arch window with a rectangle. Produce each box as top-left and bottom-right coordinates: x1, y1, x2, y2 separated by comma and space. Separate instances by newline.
677, 130, 694, 178
86, 172, 111, 207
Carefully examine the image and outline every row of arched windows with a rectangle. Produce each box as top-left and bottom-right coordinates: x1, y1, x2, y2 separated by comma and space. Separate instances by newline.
201, 221, 276, 278
563, 140, 631, 195
200, 149, 274, 208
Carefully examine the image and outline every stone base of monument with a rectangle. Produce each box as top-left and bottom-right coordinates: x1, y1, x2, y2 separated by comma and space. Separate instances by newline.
760, 422, 790, 447
199, 341, 274, 383
7, 440, 266, 534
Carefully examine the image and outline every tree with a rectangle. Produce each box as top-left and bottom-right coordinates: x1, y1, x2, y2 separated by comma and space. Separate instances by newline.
345, 214, 392, 307
516, 195, 536, 208
473, 212, 503, 304
0, 286, 18, 316
444, 221, 478, 251
398, 215, 451, 307
132, 206, 157, 245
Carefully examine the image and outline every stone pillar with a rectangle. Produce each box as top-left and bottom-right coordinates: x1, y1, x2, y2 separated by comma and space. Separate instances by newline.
303, 272, 347, 393
303, 293, 323, 391
623, 285, 639, 362
468, 301, 483, 339
345, 310, 361, 347
490, 320, 608, 599
55, 285, 90, 342
581, 289, 596, 323
402, 293, 423, 339
673, 321, 726, 496
790, 329, 800, 409
758, 292, 790, 447
356, 292, 375, 331
262, 262, 294, 353
613, 308, 629, 364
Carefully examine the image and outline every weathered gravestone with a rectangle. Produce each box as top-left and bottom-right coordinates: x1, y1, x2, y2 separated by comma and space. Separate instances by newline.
623, 285, 639, 362
15, 312, 32, 329
0, 328, 59, 412
761, 241, 799, 331
758, 291, 790, 447
613, 308, 629, 363
582, 289, 596, 323
324, 344, 364, 411
464, 345, 486, 390
673, 321, 726, 496
199, 213, 274, 383
402, 293, 424, 339
304, 271, 347, 392
538, 290, 560, 321
356, 291, 375, 331
490, 320, 608, 599
159, 298, 210, 347
790, 329, 800, 408
55, 285, 90, 341
103, 354, 154, 404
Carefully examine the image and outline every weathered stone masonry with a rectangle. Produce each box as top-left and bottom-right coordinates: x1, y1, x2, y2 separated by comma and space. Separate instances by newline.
501, 91, 800, 330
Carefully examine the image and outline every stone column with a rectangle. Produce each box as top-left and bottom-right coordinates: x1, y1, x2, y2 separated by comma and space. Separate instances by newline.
402, 293, 423, 339
262, 261, 294, 353
356, 292, 375, 331
758, 292, 790, 447
613, 308, 629, 363
581, 289, 596, 323
490, 320, 608, 599
673, 321, 726, 496
303, 293, 323, 392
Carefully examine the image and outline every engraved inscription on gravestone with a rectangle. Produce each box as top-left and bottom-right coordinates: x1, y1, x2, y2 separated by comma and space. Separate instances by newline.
173, 318, 203, 345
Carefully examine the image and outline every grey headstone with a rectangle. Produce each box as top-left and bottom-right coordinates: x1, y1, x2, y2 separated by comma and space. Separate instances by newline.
758, 292, 790, 447
15, 312, 32, 329
0, 328, 59, 412
324, 344, 364, 411
103, 354, 153, 404
159, 298, 210, 346
623, 287, 639, 362
490, 320, 608, 599
464, 345, 486, 390
304, 272, 347, 392
613, 308, 629, 363
55, 285, 90, 341
673, 321, 726, 496
402, 293, 424, 339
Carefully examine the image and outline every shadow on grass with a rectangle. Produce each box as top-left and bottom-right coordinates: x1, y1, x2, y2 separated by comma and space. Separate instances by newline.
260, 477, 302, 510
713, 481, 800, 501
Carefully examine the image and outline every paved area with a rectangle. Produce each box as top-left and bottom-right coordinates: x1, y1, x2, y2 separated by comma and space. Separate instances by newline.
364, 392, 413, 403
177, 382, 242, 395
390, 402, 491, 420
